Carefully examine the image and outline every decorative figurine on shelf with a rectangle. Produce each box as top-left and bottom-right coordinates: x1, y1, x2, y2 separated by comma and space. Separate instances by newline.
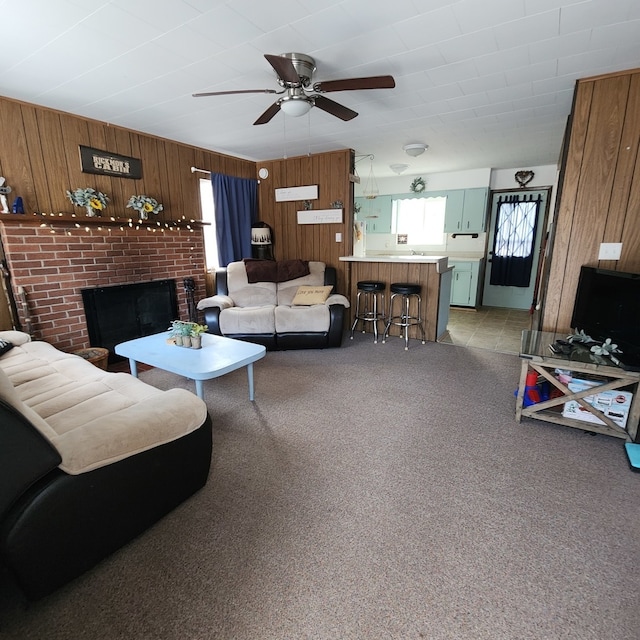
12, 197, 24, 214
0, 177, 12, 213
127, 194, 163, 220
66, 187, 109, 217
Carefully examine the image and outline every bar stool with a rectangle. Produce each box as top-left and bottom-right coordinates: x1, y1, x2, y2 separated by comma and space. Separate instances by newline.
350, 280, 386, 343
382, 283, 426, 350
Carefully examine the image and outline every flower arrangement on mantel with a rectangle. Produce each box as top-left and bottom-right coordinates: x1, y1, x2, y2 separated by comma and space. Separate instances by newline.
66, 187, 109, 217
127, 194, 163, 219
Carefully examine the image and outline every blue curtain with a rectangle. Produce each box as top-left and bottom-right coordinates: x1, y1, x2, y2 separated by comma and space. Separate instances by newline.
211, 172, 257, 266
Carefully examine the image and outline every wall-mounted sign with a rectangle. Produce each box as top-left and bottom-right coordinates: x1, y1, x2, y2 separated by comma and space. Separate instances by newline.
297, 209, 343, 225
79, 145, 142, 179
275, 184, 318, 202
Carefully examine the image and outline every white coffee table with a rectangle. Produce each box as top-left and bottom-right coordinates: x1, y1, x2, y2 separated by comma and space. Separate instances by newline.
115, 332, 266, 400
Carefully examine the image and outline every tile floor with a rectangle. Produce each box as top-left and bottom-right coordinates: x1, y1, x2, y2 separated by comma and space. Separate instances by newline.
439, 306, 533, 355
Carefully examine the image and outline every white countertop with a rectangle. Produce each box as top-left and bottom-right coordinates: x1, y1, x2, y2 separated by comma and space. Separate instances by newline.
344, 251, 485, 262
444, 253, 485, 262
340, 254, 449, 272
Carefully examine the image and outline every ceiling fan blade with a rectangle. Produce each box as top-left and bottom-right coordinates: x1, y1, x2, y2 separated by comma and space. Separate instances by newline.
264, 54, 300, 85
253, 101, 282, 125
313, 95, 358, 121
193, 89, 279, 97
313, 75, 396, 93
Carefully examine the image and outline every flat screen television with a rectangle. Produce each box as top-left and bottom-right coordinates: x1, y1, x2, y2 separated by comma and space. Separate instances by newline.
570, 266, 640, 371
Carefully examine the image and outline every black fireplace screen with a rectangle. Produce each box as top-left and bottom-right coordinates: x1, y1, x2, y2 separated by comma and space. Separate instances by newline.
81, 279, 178, 360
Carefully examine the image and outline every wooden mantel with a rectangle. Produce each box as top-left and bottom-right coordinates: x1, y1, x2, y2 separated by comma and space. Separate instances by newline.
0, 213, 209, 229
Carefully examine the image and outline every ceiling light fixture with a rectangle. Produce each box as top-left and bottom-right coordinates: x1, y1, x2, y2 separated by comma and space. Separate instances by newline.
389, 163, 409, 175
403, 143, 428, 157
280, 95, 313, 117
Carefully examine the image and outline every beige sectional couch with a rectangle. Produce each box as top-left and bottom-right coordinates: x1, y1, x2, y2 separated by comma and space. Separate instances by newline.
0, 330, 212, 599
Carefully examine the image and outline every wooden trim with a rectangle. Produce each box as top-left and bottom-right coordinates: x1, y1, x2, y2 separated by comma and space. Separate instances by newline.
578, 67, 640, 84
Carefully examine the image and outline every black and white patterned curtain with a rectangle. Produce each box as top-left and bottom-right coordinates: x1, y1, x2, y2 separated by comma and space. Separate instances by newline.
490, 194, 541, 287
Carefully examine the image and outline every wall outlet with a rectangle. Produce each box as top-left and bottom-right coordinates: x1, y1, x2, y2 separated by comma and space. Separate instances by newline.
598, 242, 622, 260
335, 232, 342, 242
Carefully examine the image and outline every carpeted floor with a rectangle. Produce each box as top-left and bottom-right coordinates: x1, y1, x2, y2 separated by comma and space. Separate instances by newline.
1, 334, 639, 639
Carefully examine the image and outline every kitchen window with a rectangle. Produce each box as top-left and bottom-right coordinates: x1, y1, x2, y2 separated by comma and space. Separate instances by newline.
391, 195, 447, 247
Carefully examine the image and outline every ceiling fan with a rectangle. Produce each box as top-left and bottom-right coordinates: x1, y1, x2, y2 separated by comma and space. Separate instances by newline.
192, 52, 395, 125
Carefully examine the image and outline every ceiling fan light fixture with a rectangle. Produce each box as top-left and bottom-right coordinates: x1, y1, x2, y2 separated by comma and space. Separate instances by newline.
390, 163, 409, 175
403, 143, 428, 157
280, 95, 313, 117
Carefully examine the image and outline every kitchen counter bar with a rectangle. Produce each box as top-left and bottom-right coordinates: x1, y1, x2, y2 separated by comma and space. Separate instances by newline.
340, 254, 449, 272
339, 255, 451, 342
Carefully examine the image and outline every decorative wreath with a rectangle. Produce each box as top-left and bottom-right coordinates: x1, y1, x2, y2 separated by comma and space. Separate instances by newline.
410, 177, 426, 193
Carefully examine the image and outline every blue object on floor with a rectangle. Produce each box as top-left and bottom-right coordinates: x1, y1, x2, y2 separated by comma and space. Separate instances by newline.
624, 443, 640, 472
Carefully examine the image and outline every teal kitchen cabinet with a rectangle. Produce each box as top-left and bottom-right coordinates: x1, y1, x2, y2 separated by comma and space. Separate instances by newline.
444, 188, 488, 234
449, 260, 480, 307
355, 195, 392, 234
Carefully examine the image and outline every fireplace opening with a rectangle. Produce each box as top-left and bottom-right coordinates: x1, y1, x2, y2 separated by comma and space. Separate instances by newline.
81, 279, 179, 361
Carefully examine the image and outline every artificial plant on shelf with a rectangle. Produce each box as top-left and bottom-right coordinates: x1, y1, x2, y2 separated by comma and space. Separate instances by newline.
590, 338, 622, 357
66, 187, 109, 217
566, 329, 595, 344
127, 194, 163, 220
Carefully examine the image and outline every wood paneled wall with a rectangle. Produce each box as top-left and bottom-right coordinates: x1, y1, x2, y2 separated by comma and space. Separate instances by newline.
542, 68, 640, 333
256, 150, 354, 294
0, 95, 355, 295
0, 95, 255, 221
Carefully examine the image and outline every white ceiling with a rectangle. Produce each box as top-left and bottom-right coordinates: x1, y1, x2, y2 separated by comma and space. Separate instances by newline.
1, 0, 639, 177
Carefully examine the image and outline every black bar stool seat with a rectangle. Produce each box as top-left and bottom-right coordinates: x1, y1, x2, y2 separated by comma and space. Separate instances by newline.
350, 280, 386, 343
382, 282, 426, 350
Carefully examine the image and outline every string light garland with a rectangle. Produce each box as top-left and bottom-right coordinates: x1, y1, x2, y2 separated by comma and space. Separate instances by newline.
26, 211, 207, 235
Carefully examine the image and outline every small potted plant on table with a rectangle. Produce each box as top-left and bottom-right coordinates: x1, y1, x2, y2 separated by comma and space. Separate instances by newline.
190, 323, 208, 349
168, 320, 188, 346
168, 320, 207, 348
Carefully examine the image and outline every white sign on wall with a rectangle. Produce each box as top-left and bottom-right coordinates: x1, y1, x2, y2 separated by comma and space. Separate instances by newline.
275, 185, 318, 202
297, 209, 343, 225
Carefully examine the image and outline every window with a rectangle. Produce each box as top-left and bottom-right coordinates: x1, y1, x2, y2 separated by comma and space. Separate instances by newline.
199, 178, 219, 269
391, 196, 446, 247
494, 200, 538, 258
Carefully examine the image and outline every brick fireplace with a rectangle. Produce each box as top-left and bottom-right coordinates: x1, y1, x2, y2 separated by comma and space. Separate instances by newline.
0, 217, 206, 352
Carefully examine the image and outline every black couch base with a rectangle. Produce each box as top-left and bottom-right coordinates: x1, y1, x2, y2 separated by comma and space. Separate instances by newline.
1, 416, 212, 600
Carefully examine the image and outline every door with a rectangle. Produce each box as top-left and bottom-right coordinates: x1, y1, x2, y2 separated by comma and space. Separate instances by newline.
482, 188, 550, 310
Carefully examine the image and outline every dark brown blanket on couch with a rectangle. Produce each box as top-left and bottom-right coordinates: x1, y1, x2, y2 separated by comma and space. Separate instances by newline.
244, 259, 310, 283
